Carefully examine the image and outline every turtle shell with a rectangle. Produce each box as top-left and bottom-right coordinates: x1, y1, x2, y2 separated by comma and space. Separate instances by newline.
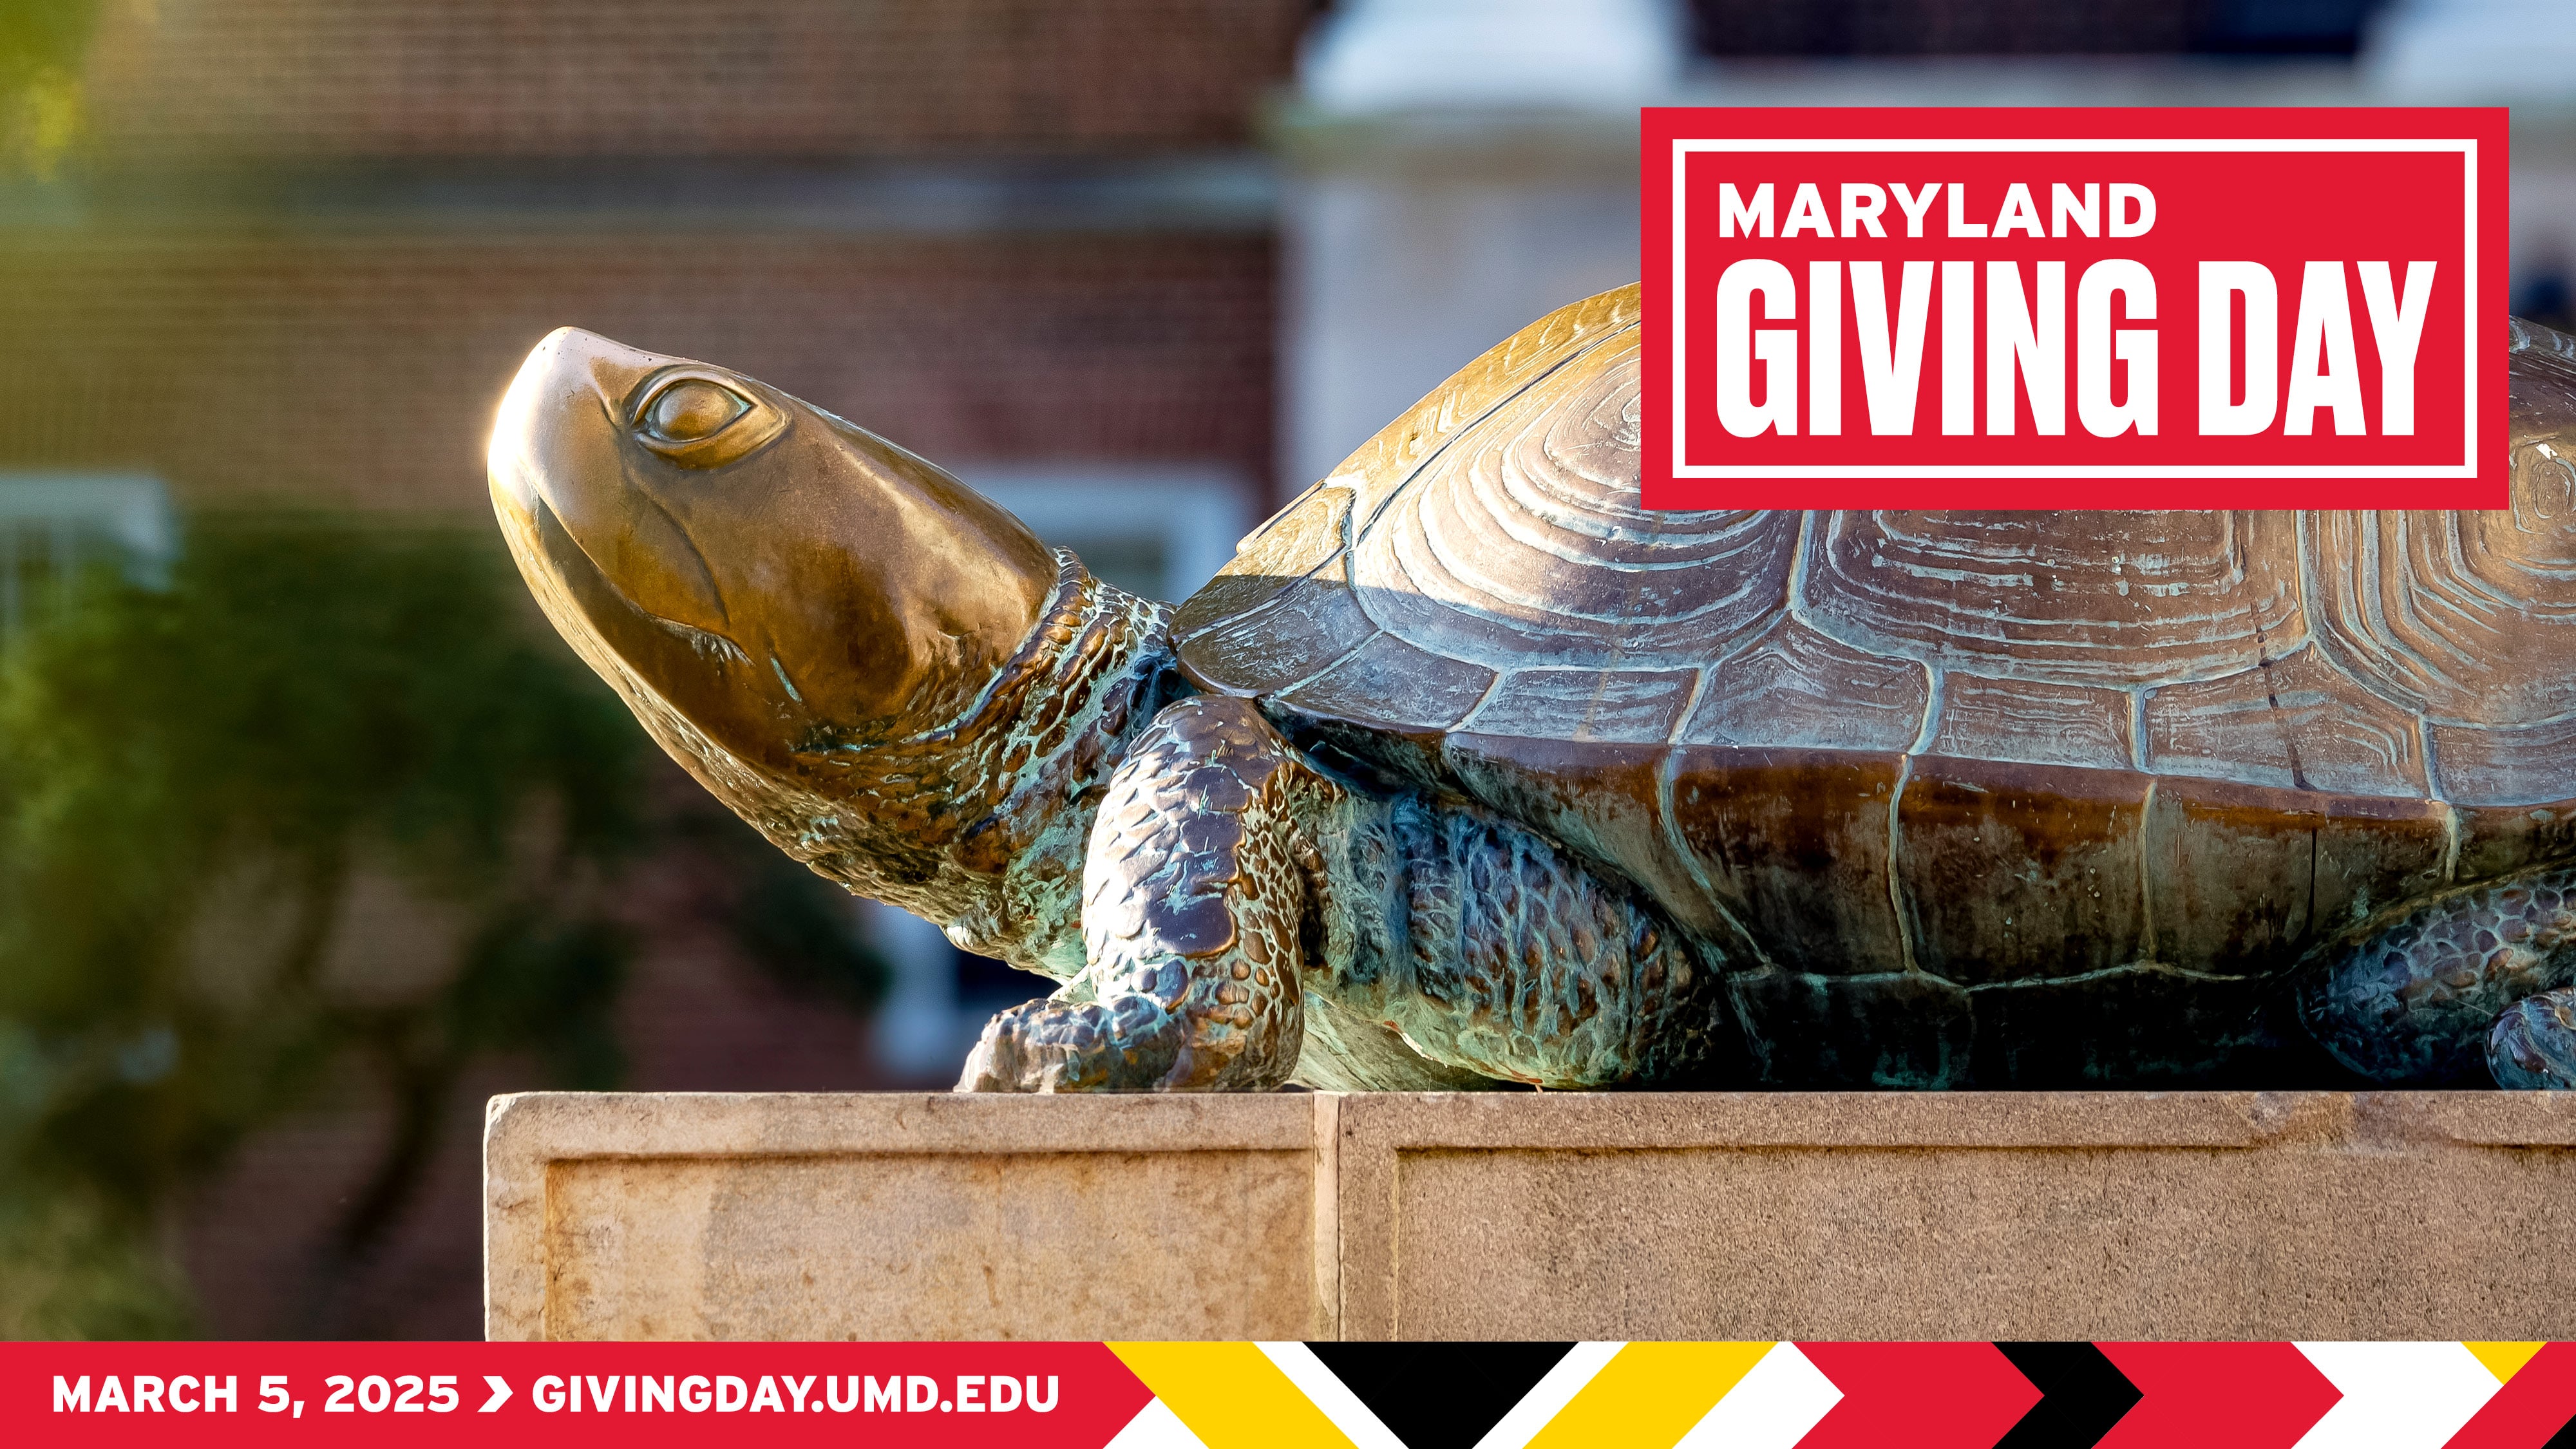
1172, 285, 2576, 1084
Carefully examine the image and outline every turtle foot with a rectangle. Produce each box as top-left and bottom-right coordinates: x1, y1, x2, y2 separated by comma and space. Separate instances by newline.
955, 991, 1188, 1092
2488, 987, 2576, 1088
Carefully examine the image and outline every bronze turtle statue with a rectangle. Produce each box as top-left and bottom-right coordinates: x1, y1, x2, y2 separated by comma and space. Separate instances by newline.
486, 285, 2576, 1092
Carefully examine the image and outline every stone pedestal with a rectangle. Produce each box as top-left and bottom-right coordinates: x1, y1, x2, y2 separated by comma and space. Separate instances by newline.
486, 1090, 2576, 1341
482, 1093, 1332, 1342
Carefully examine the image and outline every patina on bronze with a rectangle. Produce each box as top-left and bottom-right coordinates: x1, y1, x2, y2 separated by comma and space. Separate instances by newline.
488, 289, 2576, 1092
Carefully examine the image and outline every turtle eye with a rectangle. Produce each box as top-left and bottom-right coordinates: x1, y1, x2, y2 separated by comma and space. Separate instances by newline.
629, 371, 786, 468
643, 380, 747, 443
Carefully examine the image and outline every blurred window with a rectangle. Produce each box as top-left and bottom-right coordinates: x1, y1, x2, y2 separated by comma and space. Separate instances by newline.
0, 474, 176, 637
2197, 0, 2393, 54
964, 466, 1253, 603
2515, 267, 2575, 335
1683, 0, 2394, 56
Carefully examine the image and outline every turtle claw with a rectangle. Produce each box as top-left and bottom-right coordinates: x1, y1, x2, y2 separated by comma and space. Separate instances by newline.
954, 1006, 1045, 1092
955, 993, 1186, 1092
2488, 987, 2576, 1089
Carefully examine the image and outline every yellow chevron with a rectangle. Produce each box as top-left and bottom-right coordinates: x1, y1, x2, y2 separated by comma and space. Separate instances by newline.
2463, 1341, 2546, 1383
1525, 1341, 1776, 1449
1108, 1342, 1355, 1449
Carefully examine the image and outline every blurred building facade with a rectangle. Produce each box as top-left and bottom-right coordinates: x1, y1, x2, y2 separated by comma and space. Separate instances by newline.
0, 0, 1308, 1338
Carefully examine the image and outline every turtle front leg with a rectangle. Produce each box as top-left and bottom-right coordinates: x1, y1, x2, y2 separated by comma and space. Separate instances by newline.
2300, 862, 2576, 1084
958, 696, 1329, 1092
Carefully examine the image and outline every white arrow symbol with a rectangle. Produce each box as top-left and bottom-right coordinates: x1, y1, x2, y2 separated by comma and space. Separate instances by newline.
2292, 1342, 2502, 1449
479, 1377, 514, 1414
1674, 1342, 1843, 1449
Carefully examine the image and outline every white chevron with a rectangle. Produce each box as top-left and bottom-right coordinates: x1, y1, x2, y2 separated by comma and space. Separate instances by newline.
2293, 1342, 2505, 1449
1103, 1396, 1210, 1449
1672, 1342, 1845, 1449
1257, 1342, 1408, 1449
1471, 1341, 1628, 1449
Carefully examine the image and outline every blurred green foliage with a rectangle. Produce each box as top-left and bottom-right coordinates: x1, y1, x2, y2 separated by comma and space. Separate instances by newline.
0, 515, 880, 1338
0, 0, 99, 175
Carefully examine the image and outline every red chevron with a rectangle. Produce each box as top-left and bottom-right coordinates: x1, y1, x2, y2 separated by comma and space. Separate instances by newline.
2094, 1342, 2340, 1449
2445, 1342, 2576, 1449
1794, 1342, 2041, 1449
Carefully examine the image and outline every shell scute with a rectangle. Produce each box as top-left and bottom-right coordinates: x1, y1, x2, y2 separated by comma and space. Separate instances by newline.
2456, 797, 2576, 884
1349, 331, 1796, 674
1802, 509, 2307, 685
2433, 714, 2576, 806
1274, 631, 1497, 734
1469, 666, 1698, 745
1181, 571, 1370, 697
1926, 674, 2135, 771
1667, 744, 1908, 977
1685, 614, 1928, 752
2303, 498, 2576, 728
2139, 775, 2450, 974
2141, 646, 2428, 799
1896, 757, 2152, 985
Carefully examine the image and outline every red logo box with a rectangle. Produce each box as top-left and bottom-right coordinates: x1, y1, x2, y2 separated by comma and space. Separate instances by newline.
1640, 108, 2510, 509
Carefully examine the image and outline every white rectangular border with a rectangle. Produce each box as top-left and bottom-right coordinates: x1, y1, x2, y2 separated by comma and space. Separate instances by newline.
1666, 137, 2478, 479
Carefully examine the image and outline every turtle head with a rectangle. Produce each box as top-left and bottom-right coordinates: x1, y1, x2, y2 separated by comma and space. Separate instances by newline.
487, 327, 1059, 787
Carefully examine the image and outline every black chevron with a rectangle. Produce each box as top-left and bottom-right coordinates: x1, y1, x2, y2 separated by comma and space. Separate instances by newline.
1991, 1342, 2144, 1449
2543, 1407, 2576, 1449
1304, 1341, 1574, 1449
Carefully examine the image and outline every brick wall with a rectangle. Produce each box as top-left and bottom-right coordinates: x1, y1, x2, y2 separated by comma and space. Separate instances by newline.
0, 227, 1277, 512
83, 0, 1312, 163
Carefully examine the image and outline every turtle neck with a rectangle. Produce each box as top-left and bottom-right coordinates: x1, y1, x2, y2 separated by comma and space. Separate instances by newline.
793, 551, 1188, 974
605, 549, 1184, 976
